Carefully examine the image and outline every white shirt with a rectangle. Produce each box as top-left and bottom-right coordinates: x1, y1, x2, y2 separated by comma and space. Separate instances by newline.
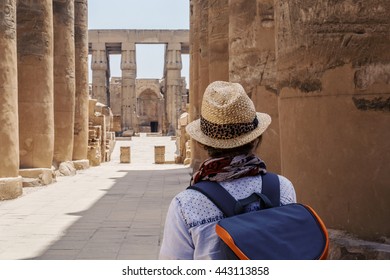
159, 174, 296, 260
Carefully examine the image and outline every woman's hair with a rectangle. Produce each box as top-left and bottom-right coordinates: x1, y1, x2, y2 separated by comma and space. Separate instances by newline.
203, 136, 263, 158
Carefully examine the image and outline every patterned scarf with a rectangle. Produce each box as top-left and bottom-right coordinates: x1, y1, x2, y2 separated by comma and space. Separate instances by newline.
191, 154, 267, 185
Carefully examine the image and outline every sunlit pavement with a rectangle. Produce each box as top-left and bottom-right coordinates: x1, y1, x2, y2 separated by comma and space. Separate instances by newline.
0, 135, 191, 260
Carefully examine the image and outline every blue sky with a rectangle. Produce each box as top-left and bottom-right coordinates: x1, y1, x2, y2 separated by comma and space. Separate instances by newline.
88, 0, 190, 84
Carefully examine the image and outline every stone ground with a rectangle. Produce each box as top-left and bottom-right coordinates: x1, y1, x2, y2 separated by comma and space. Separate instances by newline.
0, 134, 192, 260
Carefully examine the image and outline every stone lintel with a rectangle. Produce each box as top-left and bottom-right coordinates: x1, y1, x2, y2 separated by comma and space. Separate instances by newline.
0, 176, 23, 200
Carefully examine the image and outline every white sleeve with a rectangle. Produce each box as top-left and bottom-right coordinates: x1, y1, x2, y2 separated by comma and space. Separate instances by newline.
278, 175, 297, 205
159, 197, 195, 260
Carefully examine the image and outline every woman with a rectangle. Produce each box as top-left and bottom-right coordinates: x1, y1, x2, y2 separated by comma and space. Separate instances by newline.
159, 81, 296, 259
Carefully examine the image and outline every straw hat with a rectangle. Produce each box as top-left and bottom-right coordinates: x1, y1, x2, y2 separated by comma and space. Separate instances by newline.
186, 81, 271, 149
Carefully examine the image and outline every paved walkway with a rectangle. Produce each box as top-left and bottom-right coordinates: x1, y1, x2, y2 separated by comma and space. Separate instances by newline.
0, 134, 192, 260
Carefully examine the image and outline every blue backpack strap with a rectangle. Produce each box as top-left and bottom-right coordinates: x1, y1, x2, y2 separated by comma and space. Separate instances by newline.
261, 172, 281, 207
187, 181, 237, 217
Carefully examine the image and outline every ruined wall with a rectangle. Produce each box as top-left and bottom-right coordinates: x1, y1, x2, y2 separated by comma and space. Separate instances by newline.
276, 0, 390, 240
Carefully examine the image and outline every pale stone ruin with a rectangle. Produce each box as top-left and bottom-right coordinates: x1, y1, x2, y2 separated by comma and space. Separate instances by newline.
89, 29, 190, 163
89, 30, 189, 138
189, 0, 390, 258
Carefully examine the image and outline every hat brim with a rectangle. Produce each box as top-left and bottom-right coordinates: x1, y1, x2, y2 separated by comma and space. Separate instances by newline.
185, 112, 271, 149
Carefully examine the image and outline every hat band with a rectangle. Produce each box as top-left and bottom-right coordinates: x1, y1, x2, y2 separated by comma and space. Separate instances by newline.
200, 116, 259, 140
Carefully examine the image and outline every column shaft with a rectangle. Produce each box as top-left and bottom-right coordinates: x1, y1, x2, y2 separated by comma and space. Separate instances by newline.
91, 44, 108, 105
208, 0, 229, 82
190, 0, 210, 170
0, 0, 22, 200
229, 0, 280, 173
165, 43, 183, 135
73, 0, 89, 160
53, 0, 76, 164
121, 43, 137, 133
17, 0, 54, 168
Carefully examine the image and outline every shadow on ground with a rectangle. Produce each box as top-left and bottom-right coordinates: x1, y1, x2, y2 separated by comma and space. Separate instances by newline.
31, 167, 192, 260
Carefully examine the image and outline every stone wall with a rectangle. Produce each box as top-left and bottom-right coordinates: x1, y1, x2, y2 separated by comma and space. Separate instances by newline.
189, 0, 390, 255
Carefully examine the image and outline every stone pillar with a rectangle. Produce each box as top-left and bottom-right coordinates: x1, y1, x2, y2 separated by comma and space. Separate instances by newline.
189, 0, 210, 170
208, 0, 229, 82
165, 43, 182, 135
121, 42, 137, 134
53, 0, 75, 164
229, 0, 280, 173
73, 0, 89, 161
276, 0, 390, 240
0, 0, 22, 200
91, 43, 108, 105
17, 0, 54, 168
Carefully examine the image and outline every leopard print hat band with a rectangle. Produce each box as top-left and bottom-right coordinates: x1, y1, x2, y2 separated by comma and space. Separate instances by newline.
200, 116, 259, 140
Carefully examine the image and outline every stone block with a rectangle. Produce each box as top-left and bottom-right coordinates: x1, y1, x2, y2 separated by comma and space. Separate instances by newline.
0, 177, 23, 200
73, 159, 90, 170
120, 146, 131, 163
22, 178, 41, 188
19, 168, 55, 185
87, 146, 101, 166
154, 146, 165, 164
57, 161, 77, 176
113, 115, 122, 132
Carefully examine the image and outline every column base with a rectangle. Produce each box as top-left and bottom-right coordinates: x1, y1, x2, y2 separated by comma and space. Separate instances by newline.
19, 168, 56, 187
0, 176, 23, 200
73, 159, 90, 170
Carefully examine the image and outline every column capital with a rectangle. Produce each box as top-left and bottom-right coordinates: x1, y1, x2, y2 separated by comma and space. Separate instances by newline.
91, 49, 107, 70
121, 48, 136, 72
122, 42, 136, 51
167, 43, 182, 51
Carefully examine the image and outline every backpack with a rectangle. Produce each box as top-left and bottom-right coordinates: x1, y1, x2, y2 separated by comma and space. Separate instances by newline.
187, 172, 329, 260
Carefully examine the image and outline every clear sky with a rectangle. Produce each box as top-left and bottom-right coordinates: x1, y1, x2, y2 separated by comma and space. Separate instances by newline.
88, 0, 190, 85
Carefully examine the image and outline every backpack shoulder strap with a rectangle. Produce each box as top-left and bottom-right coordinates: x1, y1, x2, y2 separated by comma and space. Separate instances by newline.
187, 181, 237, 217
261, 172, 281, 207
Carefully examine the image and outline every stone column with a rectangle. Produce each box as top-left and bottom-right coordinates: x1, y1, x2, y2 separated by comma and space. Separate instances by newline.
17, 0, 54, 168
91, 43, 108, 105
276, 0, 390, 240
208, 0, 229, 82
53, 0, 75, 164
73, 0, 89, 161
165, 43, 183, 135
189, 0, 210, 170
0, 0, 22, 200
229, 0, 280, 173
121, 42, 137, 134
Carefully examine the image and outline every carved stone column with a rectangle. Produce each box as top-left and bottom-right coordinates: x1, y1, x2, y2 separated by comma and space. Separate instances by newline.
53, 0, 75, 164
229, 0, 280, 173
17, 0, 54, 168
208, 0, 229, 82
91, 43, 108, 105
0, 0, 22, 200
189, 0, 210, 170
73, 0, 89, 161
121, 43, 137, 134
276, 0, 390, 240
165, 43, 182, 135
